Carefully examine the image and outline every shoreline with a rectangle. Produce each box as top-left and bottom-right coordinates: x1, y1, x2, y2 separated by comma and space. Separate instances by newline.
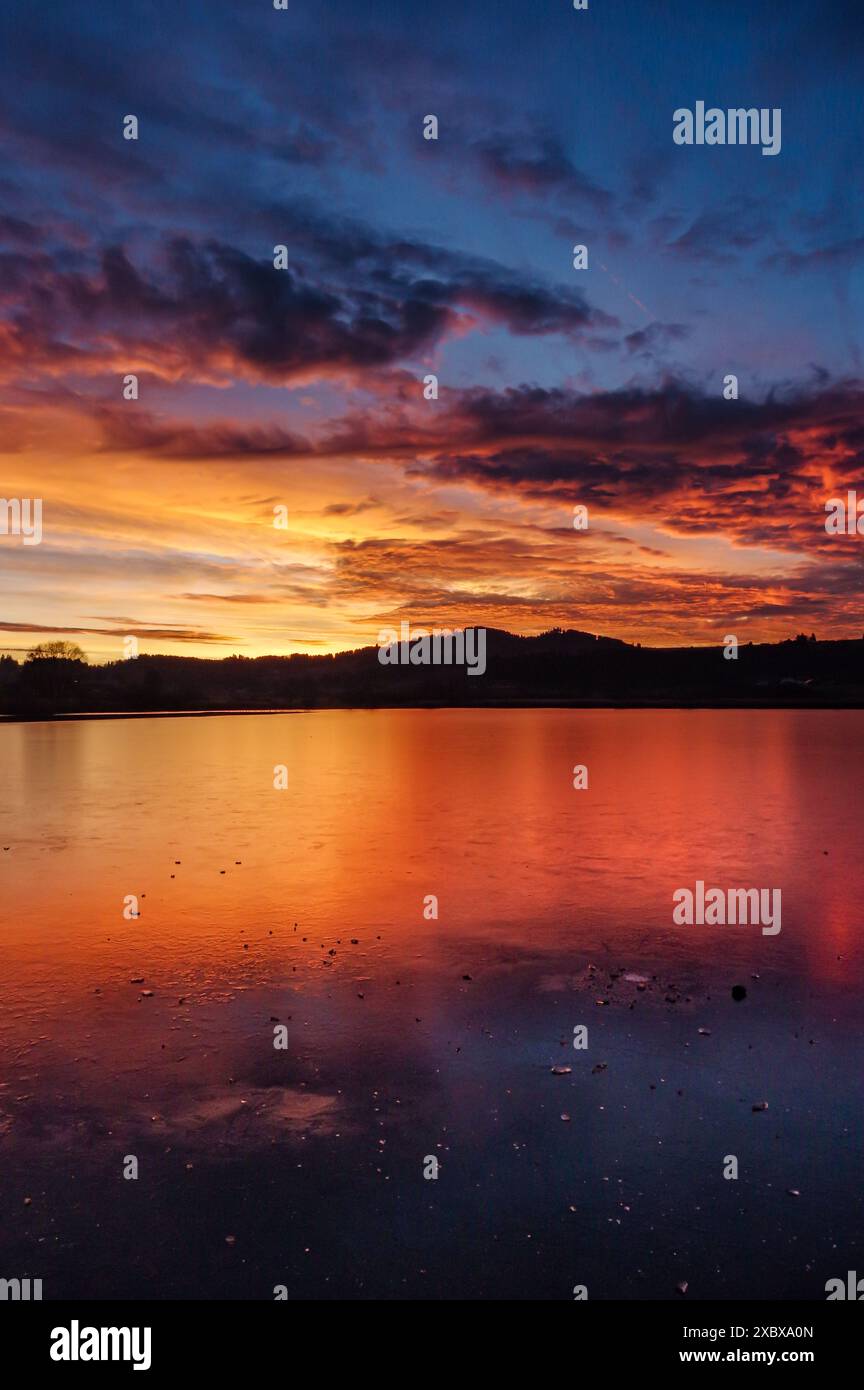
2, 698, 864, 724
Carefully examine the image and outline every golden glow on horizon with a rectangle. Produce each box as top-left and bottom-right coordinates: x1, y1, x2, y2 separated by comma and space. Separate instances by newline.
0, 403, 857, 660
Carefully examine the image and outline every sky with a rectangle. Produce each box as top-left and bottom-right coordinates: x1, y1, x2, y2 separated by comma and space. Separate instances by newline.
0, 0, 862, 659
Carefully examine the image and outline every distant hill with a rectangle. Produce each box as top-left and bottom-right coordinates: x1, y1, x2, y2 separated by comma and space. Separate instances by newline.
2, 628, 864, 717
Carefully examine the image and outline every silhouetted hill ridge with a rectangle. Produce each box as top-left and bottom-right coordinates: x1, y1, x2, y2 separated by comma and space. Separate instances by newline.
3, 627, 864, 715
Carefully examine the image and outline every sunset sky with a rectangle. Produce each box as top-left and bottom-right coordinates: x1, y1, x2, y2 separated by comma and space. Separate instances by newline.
1, 0, 862, 660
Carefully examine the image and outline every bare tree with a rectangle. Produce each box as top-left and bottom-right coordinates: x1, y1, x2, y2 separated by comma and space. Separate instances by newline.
25, 641, 86, 663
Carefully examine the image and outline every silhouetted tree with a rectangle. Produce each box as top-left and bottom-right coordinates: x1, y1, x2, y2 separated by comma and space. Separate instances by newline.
19, 641, 87, 710
26, 641, 86, 662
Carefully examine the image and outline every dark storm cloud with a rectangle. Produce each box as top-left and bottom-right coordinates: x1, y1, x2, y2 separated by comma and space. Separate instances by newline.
0, 220, 616, 387
85, 373, 864, 568
409, 379, 864, 554
95, 407, 312, 460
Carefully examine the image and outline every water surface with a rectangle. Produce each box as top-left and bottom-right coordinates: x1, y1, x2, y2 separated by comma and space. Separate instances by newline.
1, 709, 862, 1299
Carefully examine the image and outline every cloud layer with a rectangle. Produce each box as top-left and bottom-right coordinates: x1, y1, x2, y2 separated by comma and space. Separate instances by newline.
0, 0, 861, 657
